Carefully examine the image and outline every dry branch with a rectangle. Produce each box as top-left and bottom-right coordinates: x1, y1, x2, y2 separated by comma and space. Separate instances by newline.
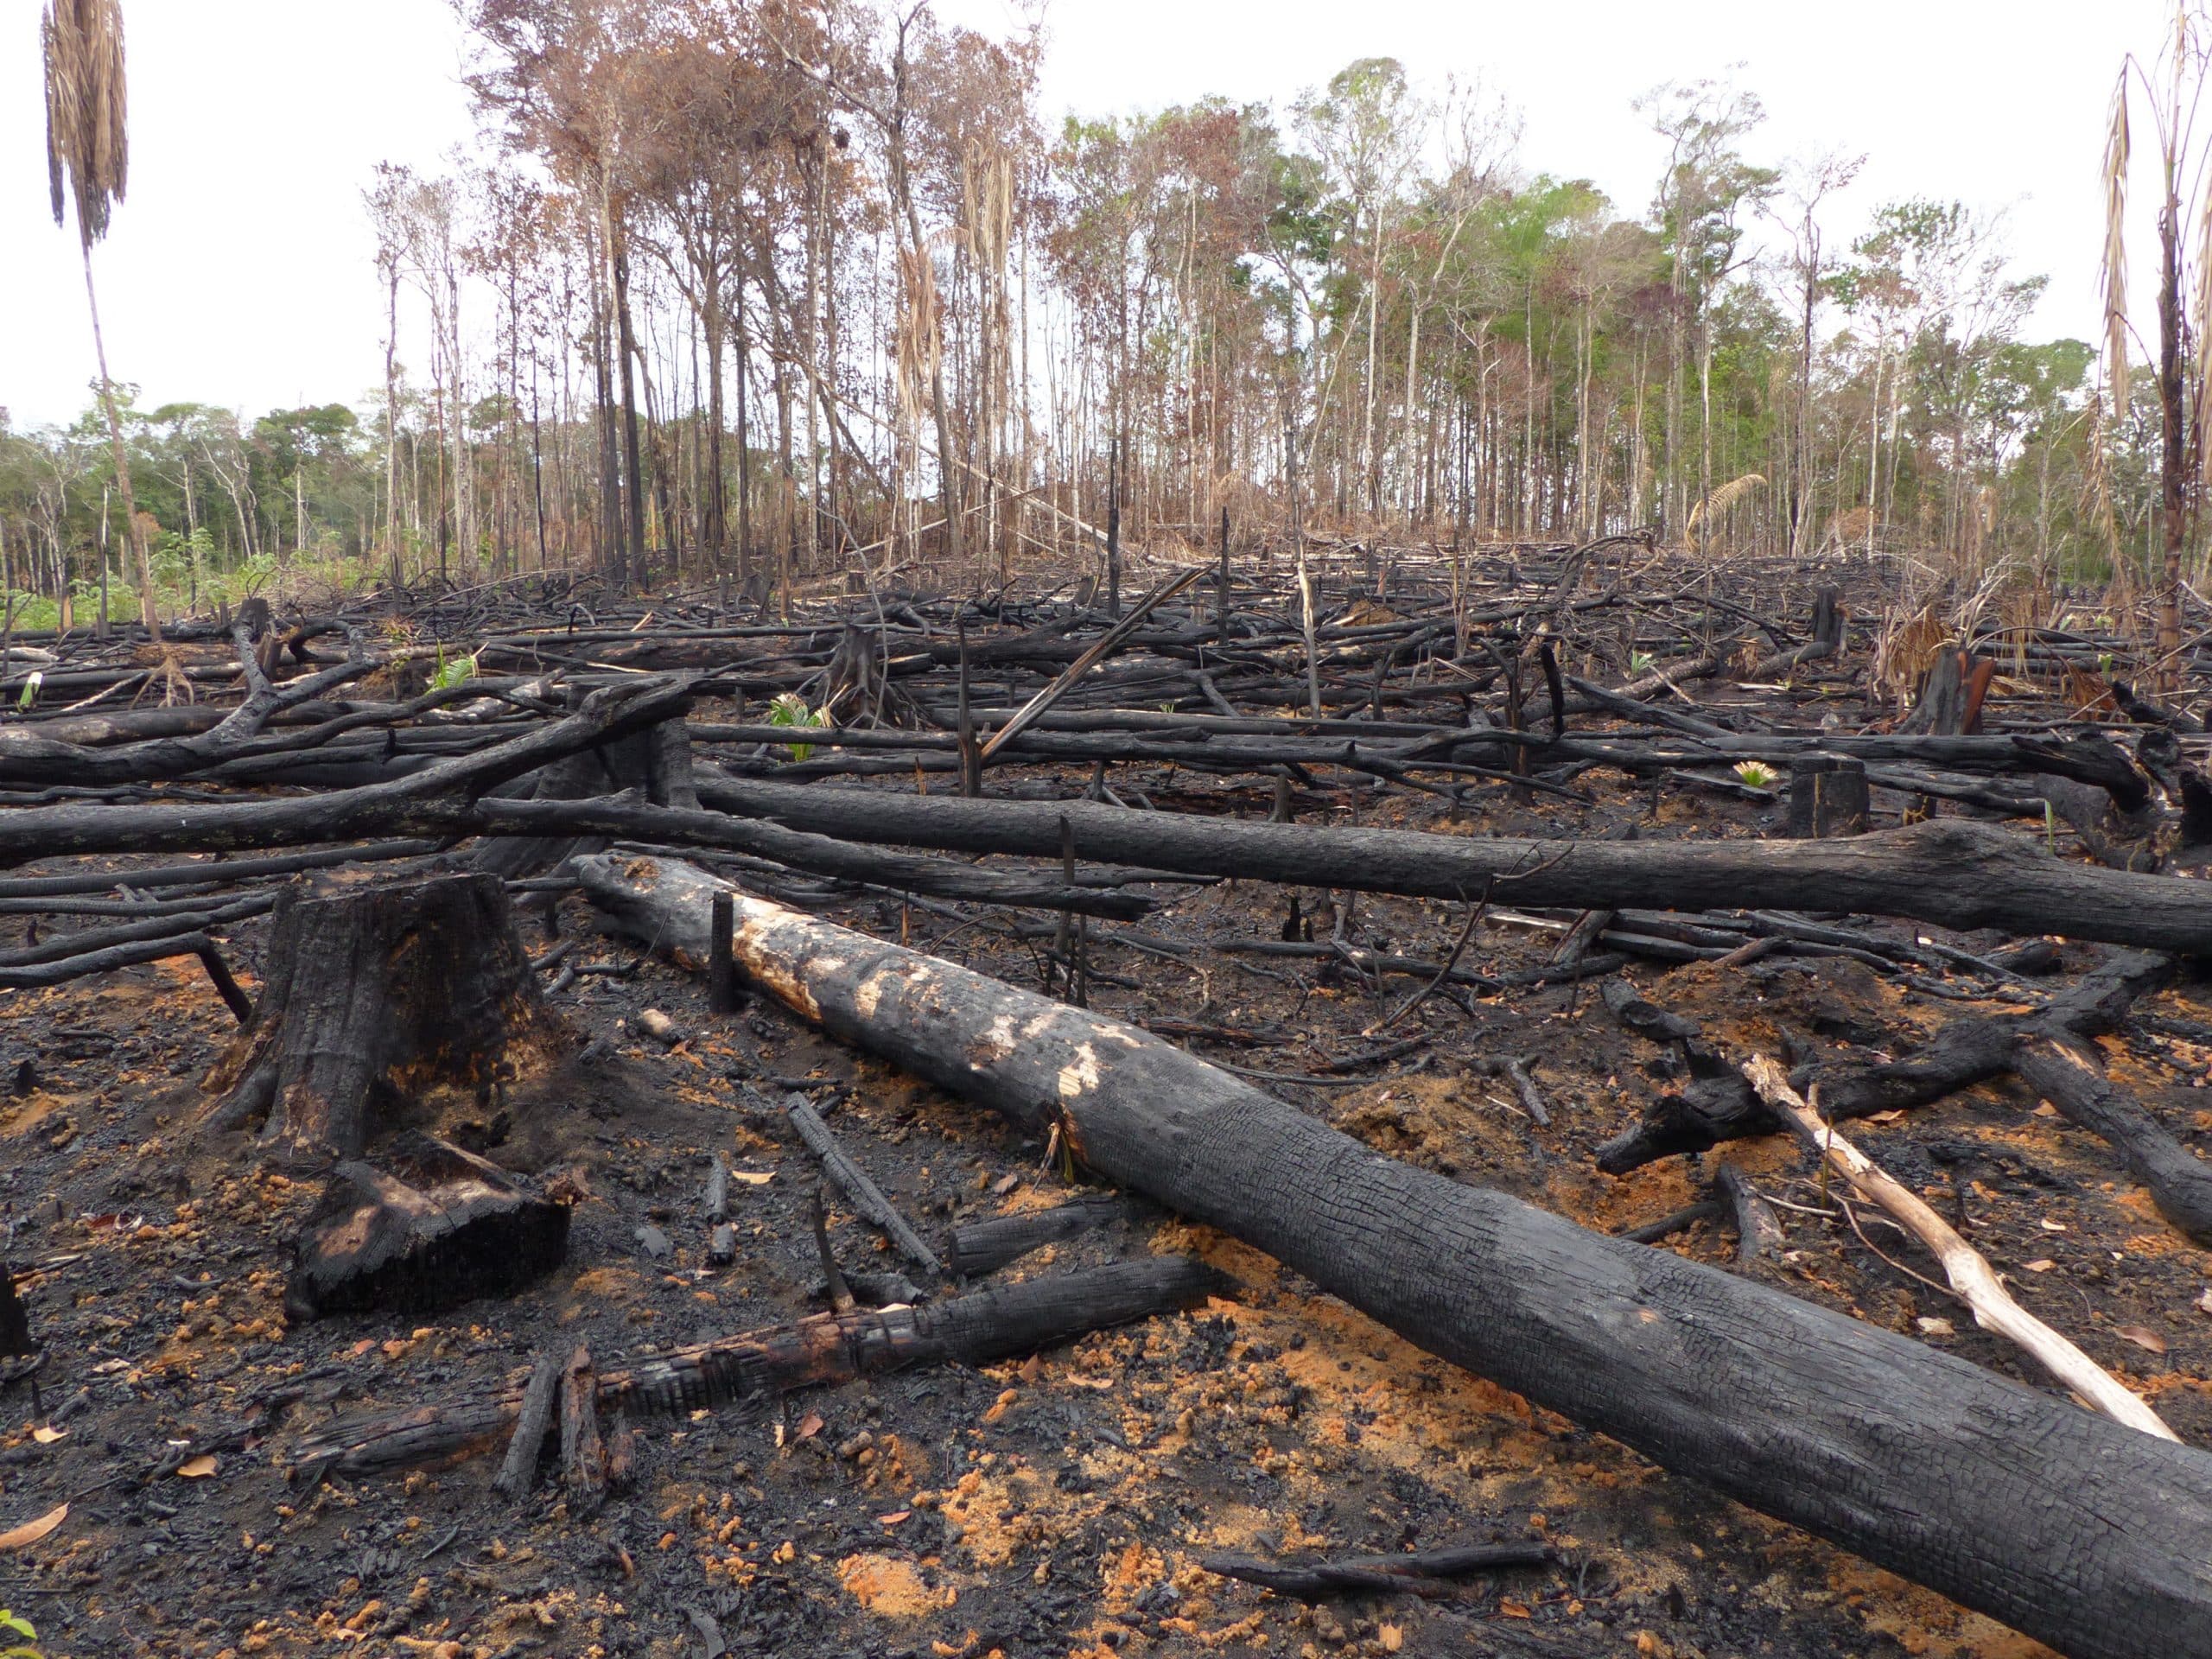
1740, 1055, 2174, 1440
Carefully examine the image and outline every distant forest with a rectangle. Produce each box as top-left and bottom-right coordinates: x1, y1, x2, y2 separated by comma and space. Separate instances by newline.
0, 1, 2165, 623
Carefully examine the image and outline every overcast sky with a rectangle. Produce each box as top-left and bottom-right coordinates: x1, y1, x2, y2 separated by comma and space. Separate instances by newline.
0, 0, 2169, 429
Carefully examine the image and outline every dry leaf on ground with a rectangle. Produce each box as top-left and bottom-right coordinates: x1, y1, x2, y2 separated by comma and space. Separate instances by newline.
0, 1503, 67, 1550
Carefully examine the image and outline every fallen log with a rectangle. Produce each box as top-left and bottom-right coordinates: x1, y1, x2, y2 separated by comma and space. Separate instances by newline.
0, 785, 1161, 921
0, 839, 442, 901
579, 851, 2212, 1659
1197, 1541, 1553, 1601
0, 675, 698, 868
0, 930, 254, 1020
289, 1255, 1213, 1483
950, 1194, 1133, 1279
696, 776, 2212, 955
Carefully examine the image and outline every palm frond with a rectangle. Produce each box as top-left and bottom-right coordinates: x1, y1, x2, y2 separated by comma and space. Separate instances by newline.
1684, 473, 1767, 551
41, 0, 130, 248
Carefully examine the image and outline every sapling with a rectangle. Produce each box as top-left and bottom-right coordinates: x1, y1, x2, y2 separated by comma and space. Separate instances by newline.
766, 691, 828, 763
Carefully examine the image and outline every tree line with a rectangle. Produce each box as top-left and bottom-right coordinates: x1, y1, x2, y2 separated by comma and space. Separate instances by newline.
3, 0, 2177, 628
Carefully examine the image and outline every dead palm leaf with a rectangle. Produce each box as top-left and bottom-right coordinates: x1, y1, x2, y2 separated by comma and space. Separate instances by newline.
1684, 473, 1766, 552
42, 0, 163, 644
42, 0, 128, 249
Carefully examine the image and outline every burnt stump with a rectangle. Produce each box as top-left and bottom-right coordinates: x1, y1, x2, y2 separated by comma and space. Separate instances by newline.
201, 869, 565, 1166
284, 1132, 570, 1322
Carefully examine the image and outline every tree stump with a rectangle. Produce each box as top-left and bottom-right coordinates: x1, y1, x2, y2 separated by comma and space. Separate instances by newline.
473, 696, 697, 880
284, 1132, 571, 1322
1787, 753, 1870, 838
1903, 645, 1995, 736
1809, 583, 1844, 652
201, 870, 565, 1166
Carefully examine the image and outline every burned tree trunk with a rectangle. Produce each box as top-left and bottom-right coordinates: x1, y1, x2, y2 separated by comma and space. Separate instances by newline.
697, 775, 2212, 955
1785, 753, 1869, 838
581, 853, 2212, 1659
202, 871, 565, 1166
284, 1132, 570, 1322
473, 692, 702, 880
290, 1255, 1214, 1482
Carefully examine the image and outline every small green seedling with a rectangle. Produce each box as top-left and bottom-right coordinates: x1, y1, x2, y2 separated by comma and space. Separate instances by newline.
766, 691, 828, 763
429, 650, 479, 693
1, 1608, 44, 1659
1732, 760, 1779, 790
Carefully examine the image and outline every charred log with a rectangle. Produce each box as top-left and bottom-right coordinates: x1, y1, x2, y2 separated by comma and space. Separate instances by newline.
284, 1132, 569, 1322
696, 775, 2212, 955
949, 1195, 1134, 1279
580, 852, 2212, 1659
289, 1255, 1215, 1483
1198, 1541, 1554, 1601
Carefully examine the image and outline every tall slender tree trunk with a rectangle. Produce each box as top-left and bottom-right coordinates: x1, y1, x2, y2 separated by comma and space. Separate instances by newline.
599, 179, 646, 592
612, 226, 648, 593
80, 244, 160, 644
705, 282, 728, 577
448, 270, 469, 573
2158, 151, 2187, 693
735, 272, 754, 582
1792, 249, 1817, 556
385, 263, 403, 588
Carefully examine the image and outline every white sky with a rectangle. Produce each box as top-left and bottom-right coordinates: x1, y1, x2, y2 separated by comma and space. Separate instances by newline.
0, 0, 2169, 430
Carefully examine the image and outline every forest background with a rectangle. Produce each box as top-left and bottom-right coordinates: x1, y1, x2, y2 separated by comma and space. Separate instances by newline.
0, 0, 2184, 629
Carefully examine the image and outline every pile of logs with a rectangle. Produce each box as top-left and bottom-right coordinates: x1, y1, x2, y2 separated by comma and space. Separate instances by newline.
4, 543, 2211, 1659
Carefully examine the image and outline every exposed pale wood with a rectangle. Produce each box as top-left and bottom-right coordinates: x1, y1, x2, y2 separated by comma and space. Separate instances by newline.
1740, 1055, 2174, 1441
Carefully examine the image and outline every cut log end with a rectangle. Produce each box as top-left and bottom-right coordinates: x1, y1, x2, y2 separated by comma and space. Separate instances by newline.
284, 1133, 570, 1323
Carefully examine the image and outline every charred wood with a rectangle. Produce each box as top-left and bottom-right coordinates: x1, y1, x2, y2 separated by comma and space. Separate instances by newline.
289, 1255, 1215, 1483
581, 853, 2212, 1659
696, 776, 2212, 955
